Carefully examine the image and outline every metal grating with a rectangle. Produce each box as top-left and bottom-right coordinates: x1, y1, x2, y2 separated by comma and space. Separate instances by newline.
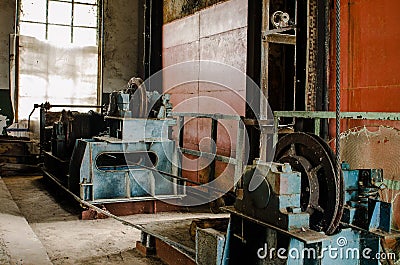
340, 126, 400, 230
340, 126, 400, 258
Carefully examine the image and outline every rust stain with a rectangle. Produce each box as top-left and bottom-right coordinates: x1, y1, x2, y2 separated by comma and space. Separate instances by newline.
329, 0, 400, 134
163, 0, 230, 24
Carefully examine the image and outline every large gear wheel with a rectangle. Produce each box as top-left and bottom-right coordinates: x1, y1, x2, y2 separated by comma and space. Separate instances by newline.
274, 133, 344, 235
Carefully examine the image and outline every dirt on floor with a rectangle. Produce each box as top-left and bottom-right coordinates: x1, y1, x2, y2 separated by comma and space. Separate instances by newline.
2, 175, 226, 265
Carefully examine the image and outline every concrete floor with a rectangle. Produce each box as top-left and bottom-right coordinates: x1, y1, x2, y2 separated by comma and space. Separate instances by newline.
0, 175, 227, 264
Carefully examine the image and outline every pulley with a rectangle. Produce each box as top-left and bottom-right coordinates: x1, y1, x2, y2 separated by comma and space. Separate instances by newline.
271, 11, 290, 29
274, 133, 344, 235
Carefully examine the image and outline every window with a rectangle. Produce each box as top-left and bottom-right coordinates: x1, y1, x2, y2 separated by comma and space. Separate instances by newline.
15, 0, 100, 123
19, 0, 98, 46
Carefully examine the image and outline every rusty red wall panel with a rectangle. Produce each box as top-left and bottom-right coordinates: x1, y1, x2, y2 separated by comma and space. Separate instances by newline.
328, 0, 400, 230
329, 0, 400, 132
163, 0, 248, 184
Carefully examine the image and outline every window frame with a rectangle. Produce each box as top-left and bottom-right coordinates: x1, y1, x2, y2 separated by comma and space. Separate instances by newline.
18, 0, 99, 45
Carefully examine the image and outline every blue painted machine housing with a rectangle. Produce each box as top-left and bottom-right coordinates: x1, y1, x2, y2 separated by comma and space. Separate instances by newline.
341, 162, 391, 233
224, 162, 398, 265
68, 117, 185, 204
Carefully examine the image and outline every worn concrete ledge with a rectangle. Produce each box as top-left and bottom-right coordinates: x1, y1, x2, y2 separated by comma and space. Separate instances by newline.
0, 177, 52, 265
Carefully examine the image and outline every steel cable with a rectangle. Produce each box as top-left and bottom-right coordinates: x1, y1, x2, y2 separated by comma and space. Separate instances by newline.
335, 0, 341, 177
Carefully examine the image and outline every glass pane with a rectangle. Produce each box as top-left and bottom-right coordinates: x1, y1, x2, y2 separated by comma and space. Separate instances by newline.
48, 25, 71, 43
48, 1, 72, 25
73, 27, 97, 46
74, 4, 97, 27
19, 22, 46, 40
20, 0, 46, 23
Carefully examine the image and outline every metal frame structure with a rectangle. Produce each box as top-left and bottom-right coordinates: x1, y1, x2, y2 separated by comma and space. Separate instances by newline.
260, 0, 297, 119
273, 111, 400, 146
170, 112, 246, 189
18, 0, 99, 44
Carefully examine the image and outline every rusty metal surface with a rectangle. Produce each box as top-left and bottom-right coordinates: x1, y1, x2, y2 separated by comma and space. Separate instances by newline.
199, 0, 247, 38
266, 33, 296, 45
163, 14, 200, 49
305, 0, 318, 111
275, 133, 343, 235
189, 218, 229, 240
141, 219, 196, 255
163, 0, 229, 24
101, 200, 182, 216
340, 126, 400, 231
155, 238, 196, 265
329, 0, 400, 131
163, 0, 248, 186
199, 27, 248, 75
223, 206, 329, 244
136, 241, 154, 256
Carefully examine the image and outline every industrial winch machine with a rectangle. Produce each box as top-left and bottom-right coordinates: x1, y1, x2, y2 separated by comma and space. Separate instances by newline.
42, 78, 185, 209
39, 76, 399, 263
198, 132, 398, 265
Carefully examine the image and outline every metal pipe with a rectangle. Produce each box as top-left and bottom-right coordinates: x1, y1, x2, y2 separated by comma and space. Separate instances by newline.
14, 0, 19, 35
99, 0, 105, 106
39, 105, 45, 154
322, 0, 331, 140
5, 128, 29, 132
148, 0, 153, 79
27, 105, 38, 131
6, 104, 39, 133
49, 104, 103, 109
9, 0, 20, 124
14, 37, 20, 122
25, 103, 103, 133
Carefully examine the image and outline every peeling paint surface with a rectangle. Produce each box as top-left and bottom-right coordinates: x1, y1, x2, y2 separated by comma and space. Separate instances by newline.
102, 0, 143, 93
163, 0, 248, 183
163, 0, 230, 24
0, 0, 16, 91
329, 0, 400, 131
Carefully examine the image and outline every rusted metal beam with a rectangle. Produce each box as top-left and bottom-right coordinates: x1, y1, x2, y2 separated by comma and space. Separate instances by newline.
265, 33, 296, 45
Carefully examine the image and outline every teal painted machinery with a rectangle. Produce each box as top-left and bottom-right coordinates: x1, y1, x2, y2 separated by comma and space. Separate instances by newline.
43, 78, 185, 204
220, 133, 398, 265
